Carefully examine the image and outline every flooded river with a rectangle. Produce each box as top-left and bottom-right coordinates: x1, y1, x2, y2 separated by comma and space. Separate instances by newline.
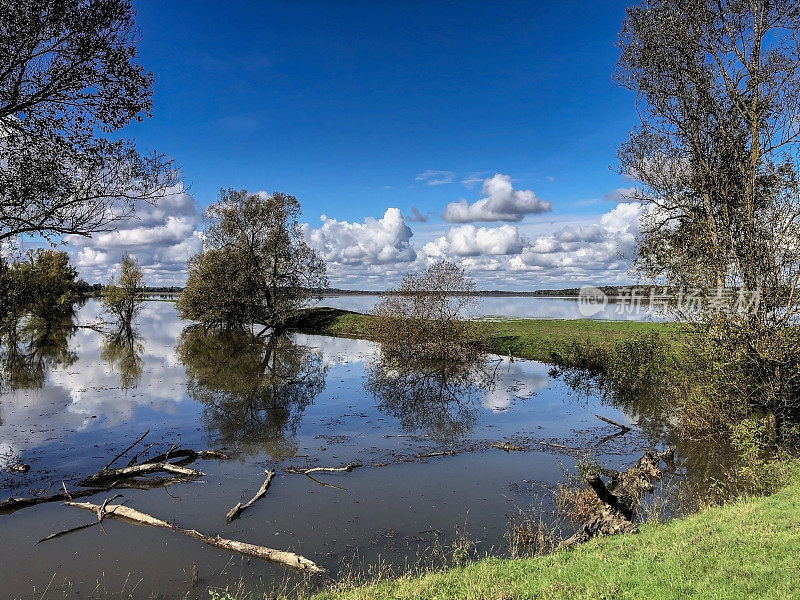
0, 300, 688, 598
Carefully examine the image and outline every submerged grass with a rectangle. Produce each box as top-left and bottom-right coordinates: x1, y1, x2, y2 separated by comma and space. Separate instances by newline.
288, 307, 685, 366
305, 461, 800, 600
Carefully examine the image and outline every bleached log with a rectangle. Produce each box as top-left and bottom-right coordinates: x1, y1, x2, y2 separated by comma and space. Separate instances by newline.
226, 470, 275, 523
78, 462, 203, 487
284, 463, 361, 475
65, 501, 327, 575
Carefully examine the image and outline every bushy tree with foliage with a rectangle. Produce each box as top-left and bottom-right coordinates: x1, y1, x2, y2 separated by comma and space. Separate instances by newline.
25, 250, 79, 325
102, 254, 143, 327
0, 0, 176, 243
371, 260, 479, 363
177, 189, 327, 330
0, 249, 78, 341
367, 260, 494, 443
617, 0, 800, 420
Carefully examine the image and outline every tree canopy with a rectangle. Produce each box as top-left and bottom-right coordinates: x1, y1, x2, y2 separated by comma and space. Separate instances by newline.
617, 0, 800, 418
370, 260, 478, 363
0, 0, 176, 243
0, 249, 78, 343
177, 189, 327, 329
102, 254, 144, 327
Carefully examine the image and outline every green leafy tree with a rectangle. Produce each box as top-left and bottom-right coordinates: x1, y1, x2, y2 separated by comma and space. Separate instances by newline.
0, 0, 176, 243
0, 250, 78, 343
177, 189, 327, 330
616, 0, 800, 419
102, 254, 143, 327
25, 250, 79, 326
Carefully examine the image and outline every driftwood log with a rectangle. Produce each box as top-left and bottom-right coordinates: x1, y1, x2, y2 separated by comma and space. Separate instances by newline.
226, 470, 275, 523
2, 441, 231, 513
560, 448, 674, 548
284, 463, 361, 475
595, 414, 632, 432
78, 462, 204, 487
65, 500, 327, 576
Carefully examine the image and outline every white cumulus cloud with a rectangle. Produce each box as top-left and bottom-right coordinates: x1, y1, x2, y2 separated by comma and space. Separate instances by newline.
424, 224, 528, 257
442, 174, 551, 222
516, 203, 645, 274
304, 208, 416, 267
64, 184, 203, 285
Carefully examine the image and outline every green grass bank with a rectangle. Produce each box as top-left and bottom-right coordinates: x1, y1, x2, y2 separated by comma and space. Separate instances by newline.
309, 462, 800, 600
288, 307, 684, 365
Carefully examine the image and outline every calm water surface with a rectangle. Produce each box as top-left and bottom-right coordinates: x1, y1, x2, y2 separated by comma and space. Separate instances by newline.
0, 300, 687, 598
316, 294, 668, 321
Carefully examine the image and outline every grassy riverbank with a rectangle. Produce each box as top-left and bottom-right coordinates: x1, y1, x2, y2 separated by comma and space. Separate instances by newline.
307, 462, 800, 600
289, 307, 685, 364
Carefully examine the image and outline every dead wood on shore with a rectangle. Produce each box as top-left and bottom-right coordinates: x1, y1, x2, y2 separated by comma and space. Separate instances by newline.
65, 500, 327, 575
226, 470, 275, 522
559, 447, 675, 548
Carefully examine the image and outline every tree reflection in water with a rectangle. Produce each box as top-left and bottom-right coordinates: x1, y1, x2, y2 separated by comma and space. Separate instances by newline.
550, 359, 739, 509
101, 325, 144, 389
0, 312, 78, 392
176, 326, 328, 459
365, 343, 497, 445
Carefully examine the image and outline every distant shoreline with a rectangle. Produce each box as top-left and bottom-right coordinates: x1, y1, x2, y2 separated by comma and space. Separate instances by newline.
138, 287, 641, 298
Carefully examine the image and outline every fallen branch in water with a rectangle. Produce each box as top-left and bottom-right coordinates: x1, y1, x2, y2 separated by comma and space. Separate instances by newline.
537, 440, 581, 452
104, 430, 151, 470
3, 443, 230, 513
142, 448, 230, 465
284, 463, 361, 475
1, 486, 109, 512
415, 450, 456, 459
38, 494, 122, 544
595, 414, 632, 432
78, 462, 204, 487
79, 444, 230, 487
304, 473, 348, 491
65, 500, 327, 575
226, 470, 275, 523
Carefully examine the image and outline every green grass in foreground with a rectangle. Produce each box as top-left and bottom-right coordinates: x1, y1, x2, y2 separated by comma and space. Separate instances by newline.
289, 307, 684, 364
310, 462, 800, 600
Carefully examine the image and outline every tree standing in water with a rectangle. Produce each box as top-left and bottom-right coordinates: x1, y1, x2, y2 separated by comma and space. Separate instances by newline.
177, 189, 327, 331
103, 254, 144, 328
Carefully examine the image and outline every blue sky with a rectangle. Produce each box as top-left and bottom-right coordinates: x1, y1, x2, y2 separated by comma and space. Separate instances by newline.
63, 0, 648, 290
